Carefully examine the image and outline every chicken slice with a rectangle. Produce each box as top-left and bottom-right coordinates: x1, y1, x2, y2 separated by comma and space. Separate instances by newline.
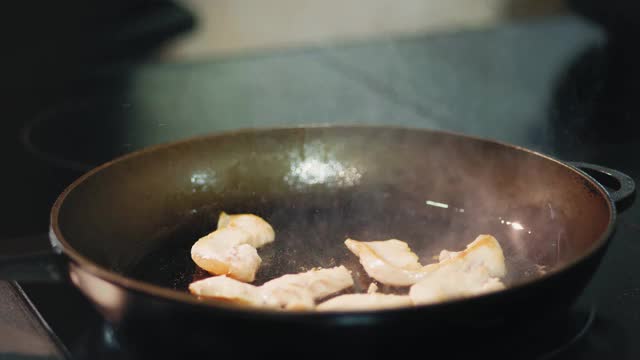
427, 235, 506, 278
260, 286, 316, 310
189, 275, 262, 305
189, 266, 354, 311
223, 244, 263, 282
189, 275, 309, 310
191, 212, 274, 282
217, 212, 275, 248
409, 266, 505, 305
345, 235, 506, 287
191, 228, 262, 282
344, 238, 426, 286
261, 266, 354, 309
409, 235, 507, 305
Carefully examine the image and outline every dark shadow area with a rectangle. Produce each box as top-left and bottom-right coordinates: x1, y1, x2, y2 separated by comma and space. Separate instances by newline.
548, 38, 640, 166
64, 303, 602, 359
22, 98, 139, 173
568, 0, 640, 36
2, 3, 194, 356
1, 1, 194, 240
550, 41, 640, 141
548, 0, 640, 178
557, 312, 629, 359
553, 0, 640, 163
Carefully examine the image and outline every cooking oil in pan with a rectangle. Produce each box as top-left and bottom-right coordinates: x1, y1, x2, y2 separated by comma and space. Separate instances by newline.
127, 187, 565, 294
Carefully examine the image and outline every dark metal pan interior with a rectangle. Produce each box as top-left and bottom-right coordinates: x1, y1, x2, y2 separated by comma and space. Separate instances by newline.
53, 126, 612, 303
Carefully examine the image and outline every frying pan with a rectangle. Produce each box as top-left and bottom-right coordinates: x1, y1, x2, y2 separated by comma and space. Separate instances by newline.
0, 126, 635, 357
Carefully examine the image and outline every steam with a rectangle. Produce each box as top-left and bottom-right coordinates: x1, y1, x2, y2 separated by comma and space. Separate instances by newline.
243, 128, 569, 288
284, 141, 362, 189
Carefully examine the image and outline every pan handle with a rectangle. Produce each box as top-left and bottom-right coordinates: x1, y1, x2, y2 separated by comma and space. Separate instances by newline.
0, 234, 64, 282
567, 162, 636, 206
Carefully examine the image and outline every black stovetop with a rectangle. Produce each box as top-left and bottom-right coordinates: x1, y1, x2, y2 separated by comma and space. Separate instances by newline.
3, 5, 640, 359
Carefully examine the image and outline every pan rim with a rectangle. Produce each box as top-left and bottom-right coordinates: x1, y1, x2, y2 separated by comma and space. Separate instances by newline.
49, 124, 616, 317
